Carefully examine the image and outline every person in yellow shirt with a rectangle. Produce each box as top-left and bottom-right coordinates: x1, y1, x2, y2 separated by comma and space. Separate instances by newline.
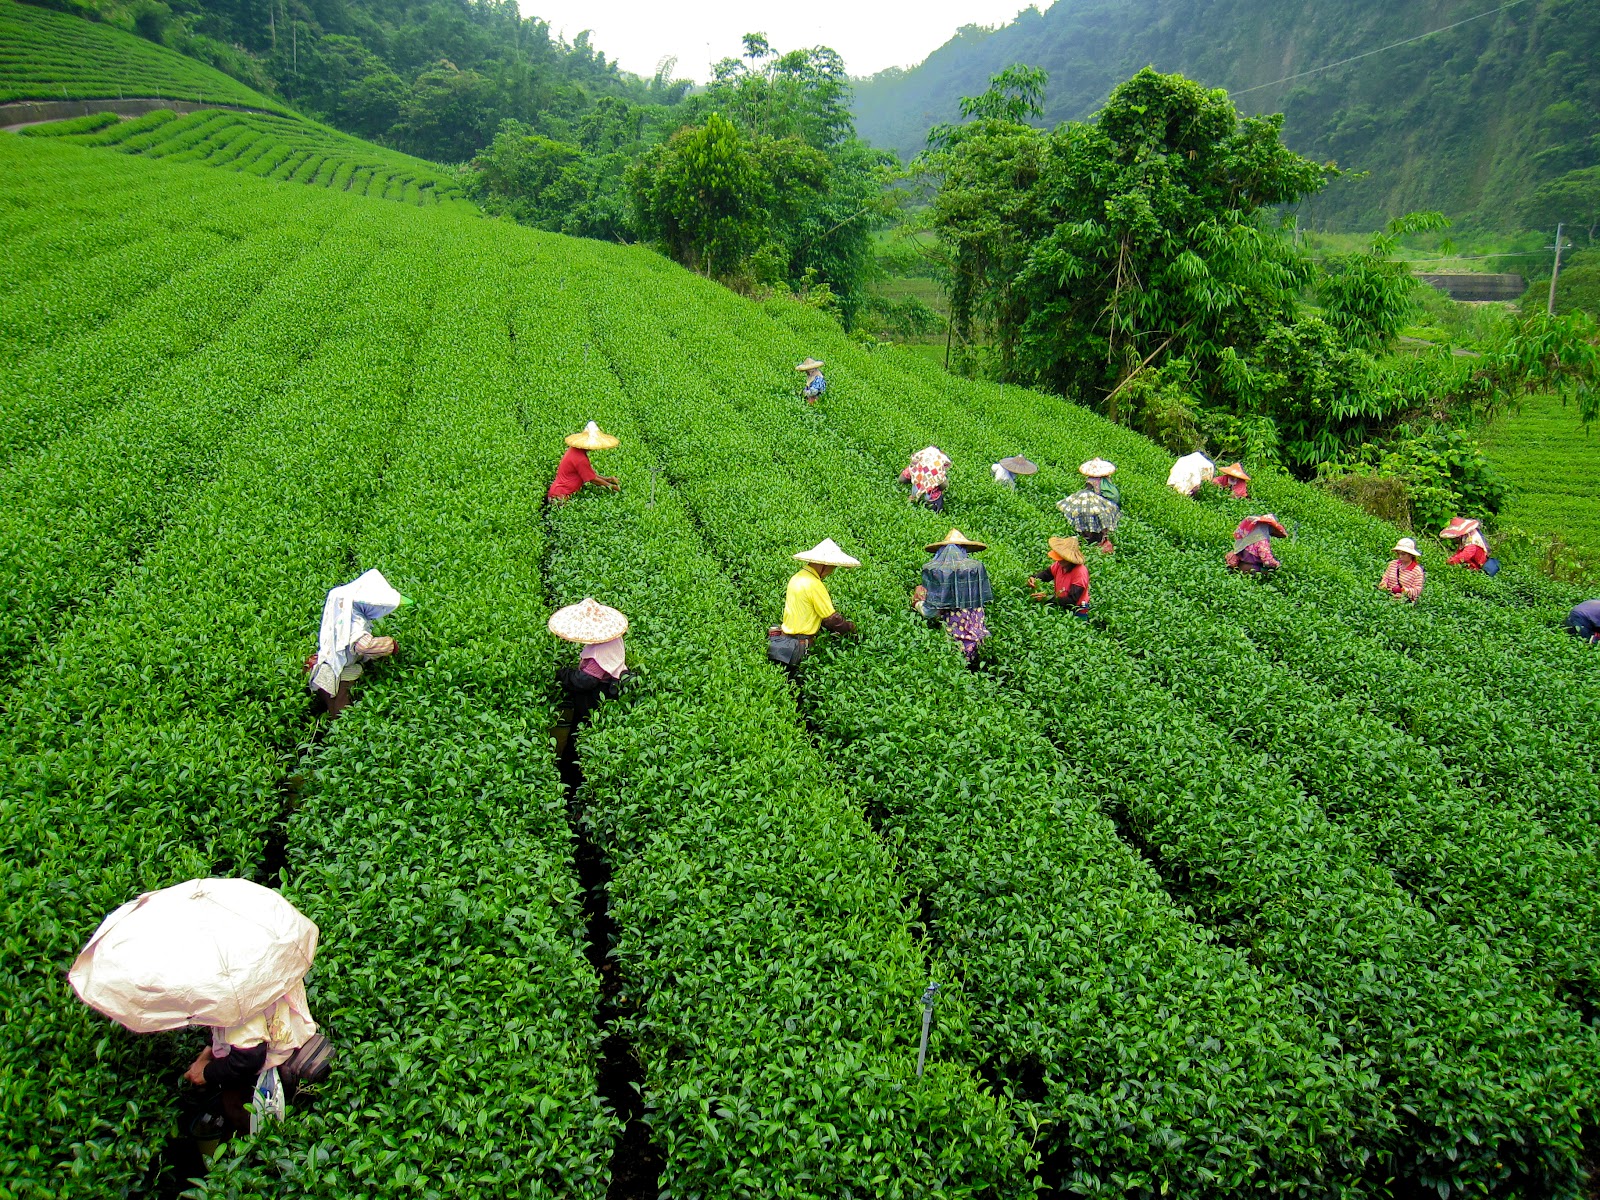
768, 538, 861, 673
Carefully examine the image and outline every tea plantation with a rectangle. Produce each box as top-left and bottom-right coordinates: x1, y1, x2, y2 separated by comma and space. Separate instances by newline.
5, 41, 1600, 1200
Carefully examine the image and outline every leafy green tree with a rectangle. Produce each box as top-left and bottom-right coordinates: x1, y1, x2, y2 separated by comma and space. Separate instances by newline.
1520, 166, 1600, 246
391, 60, 500, 162
468, 122, 588, 230
1317, 211, 1450, 353
628, 113, 773, 279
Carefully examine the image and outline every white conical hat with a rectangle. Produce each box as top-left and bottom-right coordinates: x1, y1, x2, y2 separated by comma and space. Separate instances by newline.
793, 538, 861, 568
565, 421, 619, 450
1079, 458, 1116, 477
548, 597, 629, 644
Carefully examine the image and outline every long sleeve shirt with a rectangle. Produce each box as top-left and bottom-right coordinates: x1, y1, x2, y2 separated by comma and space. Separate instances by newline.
1032, 561, 1089, 608
1380, 558, 1425, 602
1448, 542, 1487, 569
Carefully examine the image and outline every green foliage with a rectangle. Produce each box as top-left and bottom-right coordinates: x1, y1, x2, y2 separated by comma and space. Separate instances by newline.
1340, 427, 1512, 533
1317, 212, 1449, 352
852, 0, 1600, 233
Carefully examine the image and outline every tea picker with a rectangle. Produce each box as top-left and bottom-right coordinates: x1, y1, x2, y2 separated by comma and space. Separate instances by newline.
1379, 537, 1426, 603
306, 568, 408, 718
1213, 463, 1251, 499
69, 878, 331, 1149
900, 446, 951, 512
1167, 451, 1215, 497
911, 529, 993, 663
990, 455, 1038, 489
549, 421, 621, 503
1226, 515, 1287, 575
1029, 535, 1092, 618
1440, 516, 1490, 571
1058, 486, 1121, 555
768, 539, 861, 675
1078, 458, 1121, 508
796, 357, 827, 403
1566, 599, 1600, 642
549, 598, 630, 751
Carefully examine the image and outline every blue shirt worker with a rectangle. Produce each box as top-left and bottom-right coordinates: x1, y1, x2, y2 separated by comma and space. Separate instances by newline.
796, 357, 826, 403
1567, 599, 1600, 642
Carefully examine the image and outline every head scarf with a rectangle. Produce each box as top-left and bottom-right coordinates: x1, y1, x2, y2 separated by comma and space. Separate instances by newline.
579, 636, 627, 679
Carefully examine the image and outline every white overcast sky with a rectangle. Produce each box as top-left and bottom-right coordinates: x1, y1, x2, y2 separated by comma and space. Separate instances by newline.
520, 1, 1044, 83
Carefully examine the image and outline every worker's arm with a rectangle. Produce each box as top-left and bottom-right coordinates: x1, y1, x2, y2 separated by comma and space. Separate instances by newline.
1063, 584, 1086, 607
820, 613, 857, 636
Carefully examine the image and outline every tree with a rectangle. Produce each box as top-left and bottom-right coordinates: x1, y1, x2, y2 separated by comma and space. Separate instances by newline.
1317, 212, 1450, 353
1520, 166, 1600, 245
628, 113, 769, 279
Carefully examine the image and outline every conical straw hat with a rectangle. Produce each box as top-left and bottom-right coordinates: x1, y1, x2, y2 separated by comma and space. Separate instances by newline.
565, 421, 620, 450
1242, 514, 1288, 538
1079, 458, 1116, 478
1048, 535, 1085, 565
997, 456, 1038, 475
794, 358, 824, 371
548, 597, 629, 644
1440, 516, 1480, 539
925, 528, 987, 553
793, 538, 861, 568
1218, 462, 1250, 481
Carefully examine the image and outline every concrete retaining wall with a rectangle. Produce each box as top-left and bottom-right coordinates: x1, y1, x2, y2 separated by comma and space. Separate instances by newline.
1416, 273, 1527, 302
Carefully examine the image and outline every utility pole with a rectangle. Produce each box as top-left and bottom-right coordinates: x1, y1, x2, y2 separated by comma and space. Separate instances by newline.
1548, 223, 1567, 316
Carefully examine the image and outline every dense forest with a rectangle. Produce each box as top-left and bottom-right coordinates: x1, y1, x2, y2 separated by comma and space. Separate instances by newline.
853, 0, 1600, 231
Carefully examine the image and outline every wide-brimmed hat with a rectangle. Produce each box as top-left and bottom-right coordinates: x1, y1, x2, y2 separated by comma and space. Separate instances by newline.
565, 421, 619, 450
1218, 463, 1250, 482
548, 597, 629, 644
794, 538, 861, 568
1240, 514, 1287, 538
997, 456, 1038, 475
1393, 537, 1421, 558
794, 357, 824, 372
1440, 516, 1480, 540
925, 528, 986, 553
1079, 458, 1116, 478
1048, 535, 1085, 565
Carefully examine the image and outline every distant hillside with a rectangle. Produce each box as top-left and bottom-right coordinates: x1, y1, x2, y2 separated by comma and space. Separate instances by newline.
853, 0, 1600, 230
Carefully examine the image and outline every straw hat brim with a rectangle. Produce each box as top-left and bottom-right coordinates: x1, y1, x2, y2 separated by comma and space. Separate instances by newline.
1249, 515, 1288, 538
1048, 535, 1085, 565
565, 430, 620, 450
794, 358, 825, 371
925, 528, 987, 553
548, 599, 629, 644
1440, 517, 1480, 539
1219, 464, 1251, 481
997, 456, 1038, 475
1079, 458, 1117, 478
794, 539, 861, 568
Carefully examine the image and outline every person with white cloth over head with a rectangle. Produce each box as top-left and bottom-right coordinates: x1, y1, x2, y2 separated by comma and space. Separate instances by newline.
1167, 451, 1215, 497
306, 568, 409, 718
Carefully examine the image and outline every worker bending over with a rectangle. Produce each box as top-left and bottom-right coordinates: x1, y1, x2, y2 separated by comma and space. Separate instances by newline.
549, 598, 630, 731
1566, 600, 1600, 642
901, 447, 951, 512
1226, 515, 1286, 575
796, 357, 827, 403
307, 569, 407, 717
1440, 516, 1489, 570
768, 539, 860, 673
1213, 463, 1250, 498
1029, 535, 1091, 619
549, 422, 621, 503
911, 528, 993, 663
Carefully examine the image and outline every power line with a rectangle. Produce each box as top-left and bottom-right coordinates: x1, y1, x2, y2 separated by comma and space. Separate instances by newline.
1230, 0, 1533, 98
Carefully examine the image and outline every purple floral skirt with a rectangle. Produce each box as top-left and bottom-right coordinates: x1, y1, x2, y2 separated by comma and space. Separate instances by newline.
945, 607, 990, 660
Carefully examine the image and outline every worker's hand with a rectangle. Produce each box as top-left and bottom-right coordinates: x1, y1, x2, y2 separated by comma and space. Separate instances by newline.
1029, 591, 1049, 602
183, 1048, 212, 1087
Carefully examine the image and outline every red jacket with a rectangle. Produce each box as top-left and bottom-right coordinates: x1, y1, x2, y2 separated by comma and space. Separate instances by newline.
1448, 543, 1487, 569
548, 447, 598, 499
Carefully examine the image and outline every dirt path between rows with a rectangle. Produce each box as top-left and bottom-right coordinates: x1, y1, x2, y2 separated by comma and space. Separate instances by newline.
0, 96, 274, 133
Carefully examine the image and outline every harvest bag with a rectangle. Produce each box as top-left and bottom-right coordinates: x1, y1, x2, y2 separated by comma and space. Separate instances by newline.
767, 632, 811, 666
281, 1033, 334, 1085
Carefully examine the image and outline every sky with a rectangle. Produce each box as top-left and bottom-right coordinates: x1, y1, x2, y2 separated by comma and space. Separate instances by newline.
519, 1, 1043, 83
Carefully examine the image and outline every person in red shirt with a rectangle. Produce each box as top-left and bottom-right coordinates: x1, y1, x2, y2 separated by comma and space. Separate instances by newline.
1029, 535, 1091, 618
549, 422, 621, 502
1212, 463, 1250, 498
1439, 516, 1488, 569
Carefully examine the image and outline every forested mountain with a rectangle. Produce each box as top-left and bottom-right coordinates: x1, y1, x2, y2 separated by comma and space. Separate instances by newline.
31, 0, 688, 160
854, 0, 1599, 230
